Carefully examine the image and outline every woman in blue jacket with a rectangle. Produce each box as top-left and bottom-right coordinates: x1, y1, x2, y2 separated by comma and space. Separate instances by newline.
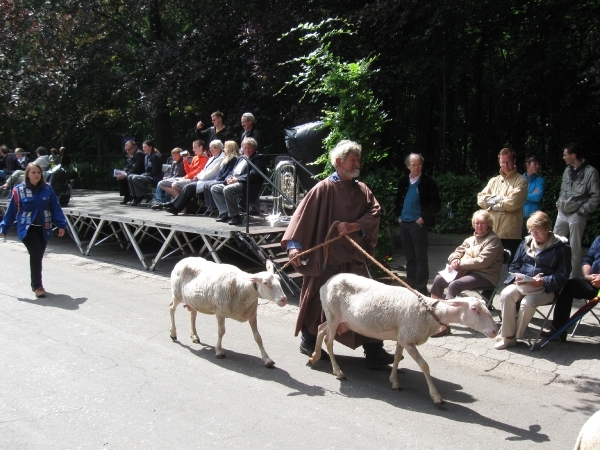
0, 163, 67, 297
522, 155, 545, 237
495, 211, 570, 349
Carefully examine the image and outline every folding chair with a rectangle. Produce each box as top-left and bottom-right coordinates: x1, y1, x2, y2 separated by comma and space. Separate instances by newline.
528, 286, 563, 351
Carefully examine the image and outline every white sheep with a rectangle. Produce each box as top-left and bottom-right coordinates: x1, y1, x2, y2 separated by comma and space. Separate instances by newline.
309, 273, 498, 404
169, 257, 287, 367
574, 409, 600, 450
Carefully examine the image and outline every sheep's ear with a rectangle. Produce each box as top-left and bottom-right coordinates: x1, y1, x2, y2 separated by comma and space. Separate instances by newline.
248, 275, 262, 283
265, 259, 274, 273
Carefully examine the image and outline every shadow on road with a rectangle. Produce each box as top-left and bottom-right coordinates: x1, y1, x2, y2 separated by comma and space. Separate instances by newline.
306, 355, 552, 444
173, 340, 327, 398
17, 293, 87, 310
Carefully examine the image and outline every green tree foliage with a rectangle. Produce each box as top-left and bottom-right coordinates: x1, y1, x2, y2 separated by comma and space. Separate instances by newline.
279, 19, 397, 260
0, 0, 599, 235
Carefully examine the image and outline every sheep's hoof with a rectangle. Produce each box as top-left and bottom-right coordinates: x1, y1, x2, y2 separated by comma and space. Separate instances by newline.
216, 353, 226, 359
392, 386, 403, 392
264, 360, 275, 368
192, 337, 200, 344
170, 335, 177, 341
434, 398, 445, 406
336, 374, 347, 381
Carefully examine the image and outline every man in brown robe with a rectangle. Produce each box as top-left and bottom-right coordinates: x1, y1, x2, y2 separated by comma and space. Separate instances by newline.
281, 140, 395, 369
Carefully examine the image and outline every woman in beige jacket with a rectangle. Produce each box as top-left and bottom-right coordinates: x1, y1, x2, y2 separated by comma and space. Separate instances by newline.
430, 210, 504, 335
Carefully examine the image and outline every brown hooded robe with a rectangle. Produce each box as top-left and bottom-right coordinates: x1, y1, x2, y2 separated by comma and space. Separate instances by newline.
281, 178, 381, 349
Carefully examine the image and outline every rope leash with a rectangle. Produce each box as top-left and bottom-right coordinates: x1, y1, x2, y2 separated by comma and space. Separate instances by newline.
280, 221, 448, 327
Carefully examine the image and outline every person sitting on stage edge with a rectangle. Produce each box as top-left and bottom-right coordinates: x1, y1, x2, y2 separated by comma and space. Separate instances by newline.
152, 147, 185, 206
495, 211, 571, 350
542, 234, 600, 342
429, 209, 504, 337
203, 141, 239, 216
210, 137, 266, 225
127, 140, 162, 206
154, 140, 226, 215
117, 141, 145, 204
3, 147, 52, 190
160, 140, 208, 199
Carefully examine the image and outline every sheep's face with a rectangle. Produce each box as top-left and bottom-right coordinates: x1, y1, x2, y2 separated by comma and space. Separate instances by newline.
461, 297, 498, 338
250, 270, 287, 307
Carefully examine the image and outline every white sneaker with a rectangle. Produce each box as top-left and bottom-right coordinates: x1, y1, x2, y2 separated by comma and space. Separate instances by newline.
494, 337, 517, 350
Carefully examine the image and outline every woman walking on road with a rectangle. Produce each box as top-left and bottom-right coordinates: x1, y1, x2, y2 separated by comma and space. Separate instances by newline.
0, 163, 67, 297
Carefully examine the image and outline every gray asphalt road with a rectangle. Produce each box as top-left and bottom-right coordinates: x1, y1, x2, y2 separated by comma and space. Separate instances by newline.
0, 239, 597, 449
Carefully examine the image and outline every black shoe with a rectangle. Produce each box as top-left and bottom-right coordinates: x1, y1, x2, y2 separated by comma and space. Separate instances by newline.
228, 214, 244, 225
130, 197, 142, 206
215, 213, 230, 222
540, 328, 567, 342
364, 346, 396, 370
164, 206, 179, 216
120, 197, 132, 205
152, 202, 172, 211
299, 340, 329, 360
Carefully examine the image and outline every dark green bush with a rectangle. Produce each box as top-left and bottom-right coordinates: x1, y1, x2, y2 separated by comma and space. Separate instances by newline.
429, 171, 600, 247
432, 173, 487, 234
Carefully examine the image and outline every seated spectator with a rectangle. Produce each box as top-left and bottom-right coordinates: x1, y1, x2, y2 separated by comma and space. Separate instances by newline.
160, 140, 208, 199
429, 209, 504, 336
195, 111, 232, 144
542, 235, 600, 341
2, 147, 50, 189
211, 137, 266, 225
49, 148, 61, 167
59, 147, 70, 170
203, 141, 239, 215
496, 211, 571, 350
127, 140, 162, 206
154, 140, 226, 215
116, 141, 145, 204
152, 147, 185, 206
0, 145, 10, 182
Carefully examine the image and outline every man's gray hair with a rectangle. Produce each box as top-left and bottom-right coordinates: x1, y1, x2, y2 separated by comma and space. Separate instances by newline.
404, 153, 425, 165
125, 140, 136, 148
242, 137, 258, 149
330, 140, 362, 167
209, 139, 224, 150
242, 112, 255, 123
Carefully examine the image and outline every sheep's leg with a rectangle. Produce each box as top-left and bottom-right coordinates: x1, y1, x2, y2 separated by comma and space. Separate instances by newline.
389, 342, 405, 390
308, 322, 328, 365
169, 298, 179, 341
215, 315, 226, 359
404, 343, 444, 405
189, 308, 200, 344
325, 321, 345, 381
249, 313, 275, 368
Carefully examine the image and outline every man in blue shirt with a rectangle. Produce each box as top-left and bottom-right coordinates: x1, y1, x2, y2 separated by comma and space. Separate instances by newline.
394, 153, 441, 296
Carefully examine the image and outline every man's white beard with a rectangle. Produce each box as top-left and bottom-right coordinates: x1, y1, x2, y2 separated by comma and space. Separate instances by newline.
342, 169, 360, 178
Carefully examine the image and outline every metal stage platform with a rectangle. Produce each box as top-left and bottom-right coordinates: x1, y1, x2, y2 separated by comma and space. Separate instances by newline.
1, 190, 301, 294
